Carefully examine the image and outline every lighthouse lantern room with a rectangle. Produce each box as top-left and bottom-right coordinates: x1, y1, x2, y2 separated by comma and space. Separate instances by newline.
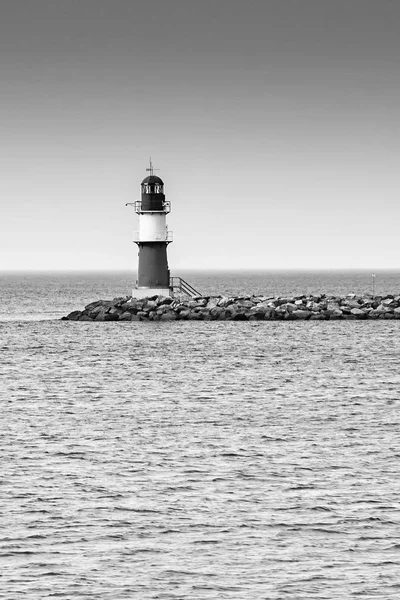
128, 161, 173, 298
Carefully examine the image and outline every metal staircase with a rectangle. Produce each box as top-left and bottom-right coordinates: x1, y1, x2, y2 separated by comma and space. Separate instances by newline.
170, 276, 201, 298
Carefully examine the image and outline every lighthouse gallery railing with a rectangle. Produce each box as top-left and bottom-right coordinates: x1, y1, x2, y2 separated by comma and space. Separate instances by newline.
134, 200, 171, 214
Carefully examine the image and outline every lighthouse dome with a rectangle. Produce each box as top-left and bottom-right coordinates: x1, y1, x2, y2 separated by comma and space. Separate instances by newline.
141, 175, 164, 185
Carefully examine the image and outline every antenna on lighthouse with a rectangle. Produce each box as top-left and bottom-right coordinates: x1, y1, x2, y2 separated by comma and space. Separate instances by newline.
146, 157, 159, 176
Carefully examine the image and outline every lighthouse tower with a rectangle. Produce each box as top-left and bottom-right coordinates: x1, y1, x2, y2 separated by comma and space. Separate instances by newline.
130, 161, 173, 298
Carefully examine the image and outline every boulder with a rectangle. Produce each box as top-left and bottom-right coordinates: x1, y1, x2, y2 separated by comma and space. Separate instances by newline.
273, 299, 286, 307
309, 313, 327, 320
160, 311, 177, 321
187, 311, 202, 320
307, 301, 323, 312
177, 309, 191, 319
66, 310, 81, 321
174, 304, 189, 314
376, 304, 389, 311
156, 304, 173, 315
210, 306, 224, 319
120, 301, 133, 311
156, 296, 173, 306
328, 308, 343, 320
246, 314, 258, 321
104, 312, 119, 321
188, 300, 200, 309
292, 310, 312, 320
232, 313, 248, 321
350, 308, 366, 318
128, 301, 144, 312
224, 306, 237, 319
345, 300, 362, 309
237, 300, 255, 309
119, 311, 132, 321
382, 298, 395, 306
78, 314, 93, 321
205, 301, 218, 311
199, 307, 213, 318
143, 300, 157, 311
217, 297, 232, 307
285, 303, 297, 313
249, 306, 266, 319
87, 305, 105, 318
189, 297, 207, 307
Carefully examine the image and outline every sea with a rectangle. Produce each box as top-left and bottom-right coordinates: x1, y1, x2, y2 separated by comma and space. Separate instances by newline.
1, 270, 400, 600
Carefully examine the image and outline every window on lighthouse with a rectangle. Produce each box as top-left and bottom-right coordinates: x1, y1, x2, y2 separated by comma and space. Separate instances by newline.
142, 183, 163, 194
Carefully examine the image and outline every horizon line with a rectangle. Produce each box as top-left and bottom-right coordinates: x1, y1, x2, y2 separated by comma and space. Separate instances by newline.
1, 268, 400, 274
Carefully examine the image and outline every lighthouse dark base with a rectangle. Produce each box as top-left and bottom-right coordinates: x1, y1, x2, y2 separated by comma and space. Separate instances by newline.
137, 243, 170, 286
132, 243, 172, 298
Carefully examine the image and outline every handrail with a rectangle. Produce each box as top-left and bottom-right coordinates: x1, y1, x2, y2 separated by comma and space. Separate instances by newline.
170, 276, 201, 298
133, 200, 171, 214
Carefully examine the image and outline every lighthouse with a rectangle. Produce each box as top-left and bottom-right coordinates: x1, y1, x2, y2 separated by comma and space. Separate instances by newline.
128, 161, 173, 298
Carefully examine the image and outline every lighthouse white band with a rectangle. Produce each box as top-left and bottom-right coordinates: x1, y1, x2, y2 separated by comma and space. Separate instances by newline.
135, 213, 172, 242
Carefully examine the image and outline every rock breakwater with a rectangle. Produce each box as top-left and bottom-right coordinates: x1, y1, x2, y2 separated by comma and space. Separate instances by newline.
62, 293, 400, 322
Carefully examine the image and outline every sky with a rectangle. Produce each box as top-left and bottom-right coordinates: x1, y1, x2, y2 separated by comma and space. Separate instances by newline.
1, 0, 399, 271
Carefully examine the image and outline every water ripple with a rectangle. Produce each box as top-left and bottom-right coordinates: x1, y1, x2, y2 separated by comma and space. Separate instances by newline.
1, 320, 400, 598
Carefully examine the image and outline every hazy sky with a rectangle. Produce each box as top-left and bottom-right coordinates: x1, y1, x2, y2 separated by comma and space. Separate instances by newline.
1, 0, 399, 271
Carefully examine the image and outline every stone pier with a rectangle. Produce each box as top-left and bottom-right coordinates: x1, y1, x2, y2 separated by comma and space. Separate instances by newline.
62, 293, 400, 322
